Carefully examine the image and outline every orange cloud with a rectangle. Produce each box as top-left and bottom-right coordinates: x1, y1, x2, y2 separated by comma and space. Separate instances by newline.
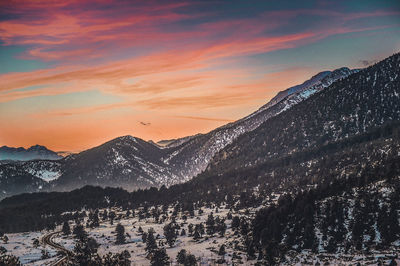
1, 1, 398, 150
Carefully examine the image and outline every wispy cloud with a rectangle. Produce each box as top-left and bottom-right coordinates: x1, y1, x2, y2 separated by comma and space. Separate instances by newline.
1, 0, 399, 149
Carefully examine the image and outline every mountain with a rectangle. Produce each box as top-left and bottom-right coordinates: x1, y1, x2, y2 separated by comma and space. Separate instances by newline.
0, 163, 46, 198
1, 54, 400, 264
0, 66, 360, 199
158, 67, 358, 181
50, 136, 180, 191
0, 145, 62, 161
205, 53, 400, 177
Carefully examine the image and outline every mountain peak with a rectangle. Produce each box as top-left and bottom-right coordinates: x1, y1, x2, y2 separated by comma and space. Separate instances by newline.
0, 144, 61, 161
27, 145, 50, 152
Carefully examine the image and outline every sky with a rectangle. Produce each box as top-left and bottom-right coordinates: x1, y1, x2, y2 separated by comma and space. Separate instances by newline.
0, 0, 399, 152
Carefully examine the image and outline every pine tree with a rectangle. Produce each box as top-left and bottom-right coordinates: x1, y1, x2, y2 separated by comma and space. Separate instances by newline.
176, 249, 187, 264
231, 216, 240, 231
145, 229, 158, 256
142, 232, 148, 243
177, 249, 197, 266
188, 224, 193, 236
73, 224, 87, 241
218, 244, 226, 256
185, 254, 197, 266
90, 211, 100, 228
206, 213, 215, 235
217, 218, 226, 237
62, 221, 71, 235
109, 211, 116, 225
150, 248, 170, 266
163, 222, 177, 247
193, 227, 201, 240
33, 238, 40, 248
115, 223, 126, 244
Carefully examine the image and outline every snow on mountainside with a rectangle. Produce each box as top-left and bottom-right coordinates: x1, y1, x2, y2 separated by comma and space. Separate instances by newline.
160, 67, 359, 182
0, 145, 62, 161
0, 66, 360, 199
49, 136, 179, 192
0, 163, 46, 198
206, 53, 400, 175
22, 160, 62, 182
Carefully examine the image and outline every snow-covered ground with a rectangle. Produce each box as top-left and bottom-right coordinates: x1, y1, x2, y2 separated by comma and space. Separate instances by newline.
3, 203, 400, 265
1, 231, 58, 265
75, 206, 245, 265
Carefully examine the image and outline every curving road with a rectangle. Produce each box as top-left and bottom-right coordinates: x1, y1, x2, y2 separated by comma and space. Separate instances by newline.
41, 231, 73, 266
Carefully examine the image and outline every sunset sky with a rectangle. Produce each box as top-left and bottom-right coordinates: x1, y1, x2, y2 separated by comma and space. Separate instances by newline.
0, 0, 399, 152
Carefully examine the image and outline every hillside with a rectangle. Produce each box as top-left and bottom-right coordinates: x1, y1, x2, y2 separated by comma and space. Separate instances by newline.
205, 53, 400, 176
0, 66, 357, 199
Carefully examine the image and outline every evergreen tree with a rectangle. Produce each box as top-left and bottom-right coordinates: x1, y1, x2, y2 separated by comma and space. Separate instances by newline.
231, 216, 240, 231
188, 224, 193, 236
163, 222, 177, 247
185, 254, 197, 266
218, 244, 226, 256
145, 228, 158, 256
73, 224, 87, 241
176, 249, 187, 264
115, 223, 126, 244
33, 238, 40, 248
193, 228, 201, 240
89, 210, 100, 228
206, 213, 215, 235
150, 248, 170, 266
217, 218, 227, 237
109, 211, 116, 225
176, 249, 197, 266
73, 237, 99, 264
62, 221, 71, 235
142, 232, 148, 243
180, 228, 186, 236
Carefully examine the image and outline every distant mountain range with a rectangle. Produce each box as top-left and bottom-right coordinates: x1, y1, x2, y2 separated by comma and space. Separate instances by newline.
1, 54, 398, 199
0, 145, 62, 161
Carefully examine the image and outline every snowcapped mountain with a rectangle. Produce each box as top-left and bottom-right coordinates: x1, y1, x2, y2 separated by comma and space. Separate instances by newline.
49, 136, 180, 192
205, 53, 400, 176
0, 65, 361, 198
159, 66, 359, 182
0, 145, 62, 161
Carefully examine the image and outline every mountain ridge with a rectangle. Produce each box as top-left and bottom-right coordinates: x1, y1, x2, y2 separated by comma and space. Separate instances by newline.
0, 145, 62, 161
0, 64, 364, 198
